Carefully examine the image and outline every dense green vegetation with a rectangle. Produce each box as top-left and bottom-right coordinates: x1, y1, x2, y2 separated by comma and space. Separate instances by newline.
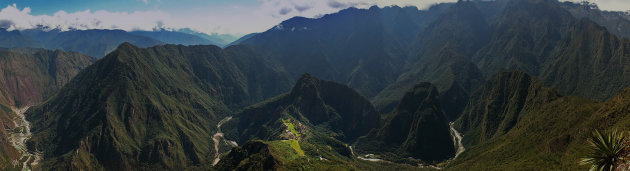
226, 73, 381, 144
355, 83, 455, 163
0, 48, 95, 107
25, 43, 293, 170
3, 0, 630, 170
455, 70, 561, 146
215, 140, 425, 171
446, 76, 630, 170
0, 103, 20, 171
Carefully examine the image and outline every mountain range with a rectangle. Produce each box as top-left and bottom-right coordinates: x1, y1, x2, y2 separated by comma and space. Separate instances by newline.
0, 0, 630, 170
0, 28, 244, 58
24, 43, 292, 170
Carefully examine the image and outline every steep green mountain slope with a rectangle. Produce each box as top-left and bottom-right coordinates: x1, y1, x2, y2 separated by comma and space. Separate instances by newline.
472, 0, 575, 77
0, 103, 20, 171
0, 49, 95, 107
0, 48, 93, 170
355, 83, 455, 163
226, 73, 380, 144
540, 18, 630, 101
25, 43, 292, 170
449, 95, 599, 170
455, 70, 560, 146
217, 74, 438, 170
462, 0, 630, 101
372, 1, 487, 117
241, 5, 451, 98
447, 75, 630, 170
373, 0, 630, 116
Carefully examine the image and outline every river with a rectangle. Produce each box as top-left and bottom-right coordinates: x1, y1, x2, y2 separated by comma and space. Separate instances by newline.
8, 106, 41, 171
211, 116, 237, 166
449, 122, 465, 159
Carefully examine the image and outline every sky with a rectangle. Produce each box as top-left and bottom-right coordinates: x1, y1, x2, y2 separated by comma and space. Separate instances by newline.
0, 0, 629, 35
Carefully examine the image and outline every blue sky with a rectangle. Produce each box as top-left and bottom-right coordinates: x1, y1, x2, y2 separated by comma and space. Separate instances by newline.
0, 0, 628, 35
2, 0, 257, 15
0, 0, 461, 34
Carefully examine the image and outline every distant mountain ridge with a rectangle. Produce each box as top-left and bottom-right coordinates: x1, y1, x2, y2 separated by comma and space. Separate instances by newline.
129, 30, 219, 46
0, 28, 234, 58
241, 5, 453, 99
560, 1, 630, 39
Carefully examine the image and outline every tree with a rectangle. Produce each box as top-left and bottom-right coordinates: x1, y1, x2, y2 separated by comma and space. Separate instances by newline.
581, 129, 628, 171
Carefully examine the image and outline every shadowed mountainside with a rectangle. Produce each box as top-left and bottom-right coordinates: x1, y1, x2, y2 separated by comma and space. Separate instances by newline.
355, 82, 455, 163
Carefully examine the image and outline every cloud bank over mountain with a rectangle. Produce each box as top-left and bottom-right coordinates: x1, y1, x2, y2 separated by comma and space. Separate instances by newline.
0, 0, 459, 34
0, 4, 170, 31
1, 0, 627, 35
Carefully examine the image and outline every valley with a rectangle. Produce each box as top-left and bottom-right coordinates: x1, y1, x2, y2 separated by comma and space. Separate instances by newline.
1, 0, 630, 170
449, 122, 464, 160
211, 116, 237, 166
8, 106, 40, 171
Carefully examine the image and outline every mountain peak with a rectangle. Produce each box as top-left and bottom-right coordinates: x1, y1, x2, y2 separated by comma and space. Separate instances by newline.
234, 74, 380, 143
297, 73, 314, 82
354, 82, 455, 162
25, 44, 293, 170
117, 42, 138, 50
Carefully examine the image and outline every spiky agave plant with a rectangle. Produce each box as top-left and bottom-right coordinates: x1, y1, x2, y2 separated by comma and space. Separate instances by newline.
581, 129, 628, 171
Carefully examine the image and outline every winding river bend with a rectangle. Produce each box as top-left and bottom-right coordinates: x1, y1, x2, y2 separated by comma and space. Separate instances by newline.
211, 116, 237, 166
8, 106, 41, 171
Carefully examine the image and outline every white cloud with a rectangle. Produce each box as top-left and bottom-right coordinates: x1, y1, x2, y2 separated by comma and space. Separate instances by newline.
0, 4, 171, 32
254, 0, 447, 19
251, 0, 457, 27
5, 0, 627, 35
0, 1, 458, 35
561, 0, 630, 12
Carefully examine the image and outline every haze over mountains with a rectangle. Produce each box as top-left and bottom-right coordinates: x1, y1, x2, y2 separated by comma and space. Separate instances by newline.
1, 0, 630, 170
0, 28, 236, 58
